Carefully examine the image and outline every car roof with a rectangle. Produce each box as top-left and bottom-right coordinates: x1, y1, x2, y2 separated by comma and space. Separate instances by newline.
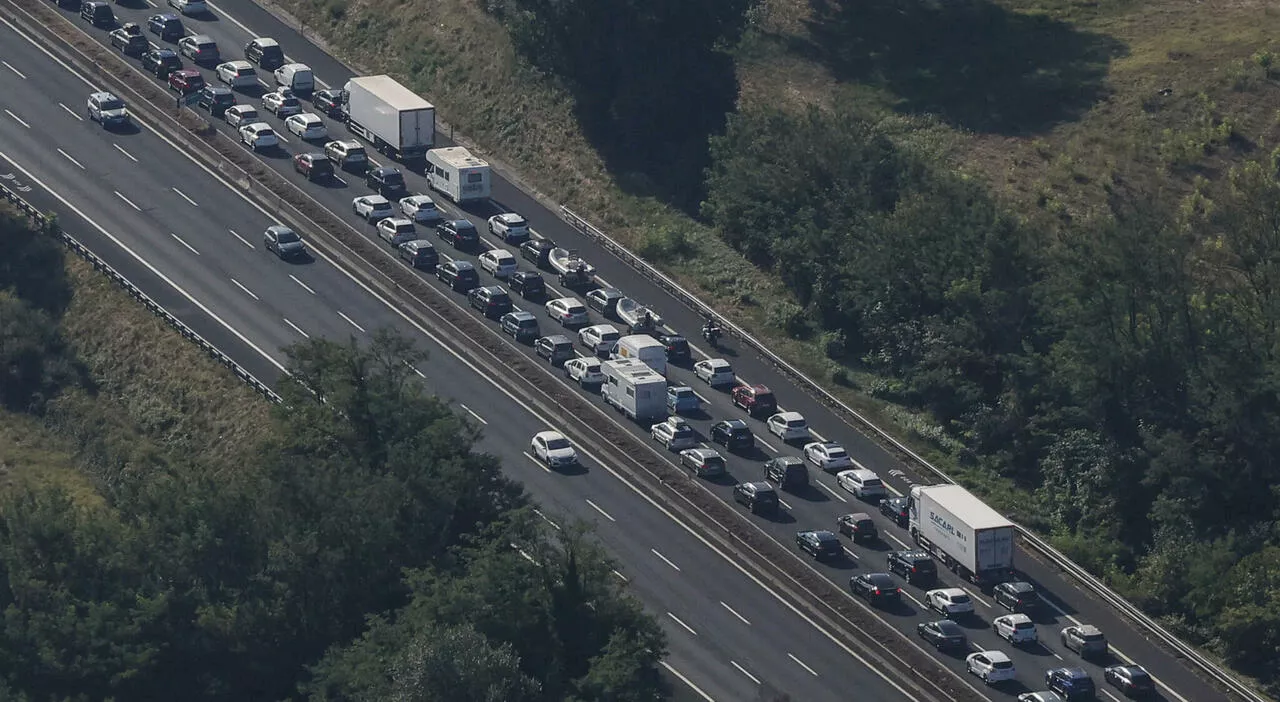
266, 224, 293, 234
684, 447, 721, 459
89, 91, 117, 100
980, 650, 1012, 663
933, 619, 964, 633
894, 550, 930, 560
1049, 667, 1090, 679
449, 260, 475, 270
205, 85, 232, 94
1073, 624, 1103, 636
773, 411, 804, 421
702, 358, 731, 368
743, 481, 774, 491
865, 572, 895, 585
844, 512, 873, 521
484, 249, 516, 259
719, 419, 749, 429
1004, 581, 1036, 593
251, 36, 280, 46
496, 212, 525, 222
1000, 613, 1033, 624
933, 587, 967, 597
188, 33, 214, 42
540, 334, 571, 344
590, 287, 622, 299
507, 310, 535, 320
153, 11, 179, 19
403, 239, 432, 250
533, 430, 565, 441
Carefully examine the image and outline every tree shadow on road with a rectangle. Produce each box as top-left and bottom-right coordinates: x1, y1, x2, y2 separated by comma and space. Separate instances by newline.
797, 0, 1127, 134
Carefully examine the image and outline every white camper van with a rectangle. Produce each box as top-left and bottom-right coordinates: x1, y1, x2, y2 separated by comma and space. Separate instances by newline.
425, 147, 491, 204
600, 359, 667, 422
612, 334, 666, 376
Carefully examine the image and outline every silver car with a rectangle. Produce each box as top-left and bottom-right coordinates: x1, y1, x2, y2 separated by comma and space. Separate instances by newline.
263, 225, 304, 259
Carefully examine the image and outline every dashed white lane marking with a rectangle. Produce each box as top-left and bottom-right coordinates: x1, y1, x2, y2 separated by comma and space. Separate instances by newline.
113, 143, 137, 162
283, 318, 309, 338
172, 186, 199, 206
533, 508, 560, 530
114, 190, 141, 211
228, 228, 253, 248
336, 310, 366, 333
666, 612, 697, 637
2, 60, 26, 79
660, 662, 716, 702
788, 653, 819, 677
407, 364, 426, 379
3, 109, 28, 128
612, 569, 628, 582
522, 450, 550, 473
585, 499, 616, 522
56, 148, 84, 170
730, 661, 761, 686
817, 480, 848, 503
720, 601, 751, 626
757, 436, 778, 453
651, 548, 681, 572
169, 232, 199, 255
230, 278, 259, 301
961, 586, 992, 609
58, 103, 82, 120
458, 403, 487, 424
289, 274, 316, 294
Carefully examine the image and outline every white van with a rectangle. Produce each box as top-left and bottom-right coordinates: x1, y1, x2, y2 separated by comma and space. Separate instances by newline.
274, 63, 314, 93
425, 146, 491, 204
612, 334, 666, 376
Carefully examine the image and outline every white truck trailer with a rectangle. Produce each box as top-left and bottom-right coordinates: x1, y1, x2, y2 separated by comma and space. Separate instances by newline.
600, 359, 667, 422
425, 147, 491, 204
908, 484, 1015, 586
342, 75, 435, 161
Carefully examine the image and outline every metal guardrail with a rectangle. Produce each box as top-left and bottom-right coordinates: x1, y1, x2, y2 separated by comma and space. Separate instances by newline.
559, 206, 1267, 702
0, 182, 283, 405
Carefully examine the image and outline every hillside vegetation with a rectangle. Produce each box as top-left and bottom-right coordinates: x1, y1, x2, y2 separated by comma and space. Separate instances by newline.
266, 0, 1280, 689
0, 206, 666, 700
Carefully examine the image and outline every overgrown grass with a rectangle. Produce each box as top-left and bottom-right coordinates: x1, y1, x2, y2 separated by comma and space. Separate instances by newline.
265, 0, 1280, 499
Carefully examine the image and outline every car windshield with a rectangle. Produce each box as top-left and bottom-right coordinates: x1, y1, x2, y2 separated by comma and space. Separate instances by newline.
282, 97, 300, 107
600, 331, 619, 341
674, 389, 693, 397
584, 363, 600, 373
518, 319, 537, 328
828, 449, 848, 458
705, 457, 725, 470
950, 594, 971, 604
991, 660, 1013, 670
856, 519, 874, 529
276, 231, 300, 243
755, 491, 778, 503
1014, 621, 1034, 630
100, 98, 125, 110
383, 172, 405, 185
1081, 632, 1105, 642
507, 216, 527, 227
394, 223, 414, 233
566, 305, 585, 314
786, 419, 806, 428
863, 478, 883, 487
258, 128, 275, 136
545, 438, 570, 450
937, 621, 963, 635
673, 426, 693, 437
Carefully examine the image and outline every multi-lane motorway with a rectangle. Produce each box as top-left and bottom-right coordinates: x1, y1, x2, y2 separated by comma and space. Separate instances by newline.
0, 0, 1244, 700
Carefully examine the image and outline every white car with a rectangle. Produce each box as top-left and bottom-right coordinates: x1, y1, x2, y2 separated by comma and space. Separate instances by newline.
926, 588, 975, 617
238, 122, 278, 150
1016, 694, 1064, 702
488, 212, 530, 241
400, 194, 442, 223
804, 441, 853, 471
285, 112, 327, 141
993, 613, 1038, 644
651, 417, 698, 451
352, 194, 394, 222
224, 104, 259, 127
531, 430, 578, 468
966, 650, 1016, 686
578, 324, 620, 355
563, 357, 604, 387
766, 411, 810, 441
177, 34, 218, 63
478, 249, 518, 279
375, 217, 417, 246
693, 358, 735, 387
262, 89, 302, 117
545, 297, 589, 327
167, 0, 206, 15
215, 60, 257, 88
835, 468, 887, 501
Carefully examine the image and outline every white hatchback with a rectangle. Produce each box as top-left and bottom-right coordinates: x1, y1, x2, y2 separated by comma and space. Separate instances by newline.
285, 112, 327, 140
993, 613, 1038, 644
836, 468, 887, 501
563, 357, 604, 387
223, 104, 258, 127
926, 587, 976, 617
804, 441, 853, 472
215, 60, 257, 88
693, 358, 735, 387
578, 324, 621, 355
767, 411, 810, 441
545, 297, 589, 327
531, 430, 578, 468
400, 194, 442, 223
238, 122, 277, 150
967, 650, 1016, 686
478, 249, 518, 278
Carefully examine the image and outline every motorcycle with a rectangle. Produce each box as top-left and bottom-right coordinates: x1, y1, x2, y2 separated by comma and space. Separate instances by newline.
702, 324, 721, 349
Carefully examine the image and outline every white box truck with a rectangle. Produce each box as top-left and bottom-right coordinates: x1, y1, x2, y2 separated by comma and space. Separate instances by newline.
908, 484, 1015, 586
425, 147, 491, 204
612, 334, 666, 376
600, 359, 666, 422
342, 75, 435, 161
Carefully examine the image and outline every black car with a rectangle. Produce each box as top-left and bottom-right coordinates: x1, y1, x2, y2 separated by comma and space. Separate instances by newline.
467, 286, 513, 318
293, 152, 334, 181
110, 24, 148, 55
850, 573, 901, 606
710, 419, 754, 452
80, 1, 114, 27
508, 270, 546, 299
1104, 665, 1155, 698
244, 37, 285, 70
879, 496, 909, 527
520, 238, 555, 266
586, 287, 624, 318
836, 513, 877, 543
196, 86, 235, 117
397, 240, 437, 270
141, 49, 182, 79
500, 311, 540, 343
764, 456, 808, 491
796, 530, 842, 561
366, 166, 406, 197
437, 219, 479, 251
994, 581, 1040, 613
312, 88, 347, 118
659, 334, 691, 363
917, 620, 967, 651
886, 550, 938, 586
733, 482, 779, 515
435, 260, 479, 292
146, 12, 184, 41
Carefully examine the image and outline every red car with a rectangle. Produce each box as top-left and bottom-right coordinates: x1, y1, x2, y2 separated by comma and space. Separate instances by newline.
168, 69, 205, 94
731, 383, 777, 417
